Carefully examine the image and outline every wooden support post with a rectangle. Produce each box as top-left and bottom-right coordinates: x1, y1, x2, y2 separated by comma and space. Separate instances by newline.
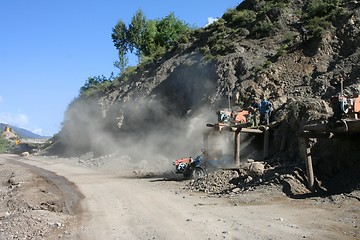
263, 127, 270, 159
234, 129, 241, 167
280, 125, 288, 151
280, 134, 287, 151
304, 137, 314, 191
203, 131, 209, 151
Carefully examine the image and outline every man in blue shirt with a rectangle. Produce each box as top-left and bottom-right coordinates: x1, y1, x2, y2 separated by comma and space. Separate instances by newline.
259, 96, 272, 125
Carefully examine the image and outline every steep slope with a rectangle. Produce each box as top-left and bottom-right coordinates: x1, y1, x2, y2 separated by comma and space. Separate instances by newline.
48, 0, 360, 193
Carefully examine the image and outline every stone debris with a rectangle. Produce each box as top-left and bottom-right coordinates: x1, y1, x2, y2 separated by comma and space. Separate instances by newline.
185, 170, 240, 194
184, 161, 309, 196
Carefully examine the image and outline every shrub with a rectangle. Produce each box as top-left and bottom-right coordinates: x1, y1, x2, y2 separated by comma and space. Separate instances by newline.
209, 18, 226, 29
276, 44, 289, 57
234, 10, 257, 27
306, 0, 341, 18
119, 66, 137, 81
200, 45, 211, 55
212, 43, 226, 53
302, 0, 344, 39
224, 9, 257, 28
263, 60, 272, 68
80, 75, 113, 98
202, 54, 216, 62
255, 0, 288, 16
222, 9, 238, 23
306, 16, 332, 39
283, 32, 295, 45
252, 20, 276, 38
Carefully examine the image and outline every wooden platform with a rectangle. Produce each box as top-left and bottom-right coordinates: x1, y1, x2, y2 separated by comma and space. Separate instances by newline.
204, 122, 279, 168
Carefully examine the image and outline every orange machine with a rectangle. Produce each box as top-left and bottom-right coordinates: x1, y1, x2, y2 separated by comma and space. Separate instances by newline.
331, 95, 360, 119
351, 96, 360, 119
173, 153, 206, 179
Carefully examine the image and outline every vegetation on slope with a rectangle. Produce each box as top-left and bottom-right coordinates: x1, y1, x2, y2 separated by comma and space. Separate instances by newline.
79, 0, 350, 99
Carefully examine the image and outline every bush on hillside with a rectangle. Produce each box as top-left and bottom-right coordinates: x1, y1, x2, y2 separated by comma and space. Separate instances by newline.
118, 66, 138, 82
223, 9, 256, 28
252, 20, 276, 38
302, 0, 345, 39
80, 75, 113, 98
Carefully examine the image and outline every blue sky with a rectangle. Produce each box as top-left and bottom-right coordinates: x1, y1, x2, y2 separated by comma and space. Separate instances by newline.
0, 0, 241, 136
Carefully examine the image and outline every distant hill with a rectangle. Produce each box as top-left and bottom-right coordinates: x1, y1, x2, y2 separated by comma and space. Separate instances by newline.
0, 123, 50, 139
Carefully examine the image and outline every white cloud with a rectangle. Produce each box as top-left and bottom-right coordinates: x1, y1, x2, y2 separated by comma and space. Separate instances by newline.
0, 95, 3, 103
205, 17, 218, 27
0, 112, 29, 127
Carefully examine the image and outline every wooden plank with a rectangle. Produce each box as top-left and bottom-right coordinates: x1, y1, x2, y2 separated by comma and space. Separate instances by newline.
236, 128, 263, 134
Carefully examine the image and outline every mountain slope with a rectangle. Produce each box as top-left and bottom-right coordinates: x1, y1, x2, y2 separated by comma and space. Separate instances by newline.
56, 0, 359, 150
0, 123, 49, 139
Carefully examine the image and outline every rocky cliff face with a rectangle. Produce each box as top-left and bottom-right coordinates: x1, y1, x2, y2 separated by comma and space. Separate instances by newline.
50, 0, 360, 191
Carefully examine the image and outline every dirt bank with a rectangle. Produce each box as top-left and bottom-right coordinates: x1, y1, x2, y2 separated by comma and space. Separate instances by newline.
0, 154, 82, 239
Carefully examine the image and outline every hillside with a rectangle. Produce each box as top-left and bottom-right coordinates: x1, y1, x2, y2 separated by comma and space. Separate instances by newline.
47, 0, 360, 194
0, 123, 49, 139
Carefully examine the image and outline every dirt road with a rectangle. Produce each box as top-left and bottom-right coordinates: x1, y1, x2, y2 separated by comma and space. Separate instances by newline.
0, 154, 359, 240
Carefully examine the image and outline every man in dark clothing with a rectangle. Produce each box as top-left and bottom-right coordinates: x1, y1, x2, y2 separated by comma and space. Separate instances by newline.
249, 97, 260, 127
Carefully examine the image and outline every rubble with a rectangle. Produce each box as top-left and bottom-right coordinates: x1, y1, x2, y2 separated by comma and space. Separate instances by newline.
186, 170, 239, 194
185, 160, 270, 195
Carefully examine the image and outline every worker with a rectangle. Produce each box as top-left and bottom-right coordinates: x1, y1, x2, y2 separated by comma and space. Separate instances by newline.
248, 97, 260, 127
259, 96, 272, 125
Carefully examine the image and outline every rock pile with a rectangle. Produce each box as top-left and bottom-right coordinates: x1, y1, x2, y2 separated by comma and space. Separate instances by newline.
186, 170, 240, 194
185, 161, 268, 195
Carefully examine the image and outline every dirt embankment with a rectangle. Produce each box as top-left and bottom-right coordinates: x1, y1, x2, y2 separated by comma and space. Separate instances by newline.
0, 155, 82, 240
0, 154, 359, 240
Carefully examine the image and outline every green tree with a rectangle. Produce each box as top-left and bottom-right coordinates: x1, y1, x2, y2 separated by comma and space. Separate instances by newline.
155, 12, 190, 51
112, 20, 128, 52
111, 9, 192, 65
128, 9, 147, 62
112, 20, 129, 72
141, 19, 158, 57
114, 48, 129, 73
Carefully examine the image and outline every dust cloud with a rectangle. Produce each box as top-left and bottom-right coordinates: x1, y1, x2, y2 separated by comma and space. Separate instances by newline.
56, 96, 215, 173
